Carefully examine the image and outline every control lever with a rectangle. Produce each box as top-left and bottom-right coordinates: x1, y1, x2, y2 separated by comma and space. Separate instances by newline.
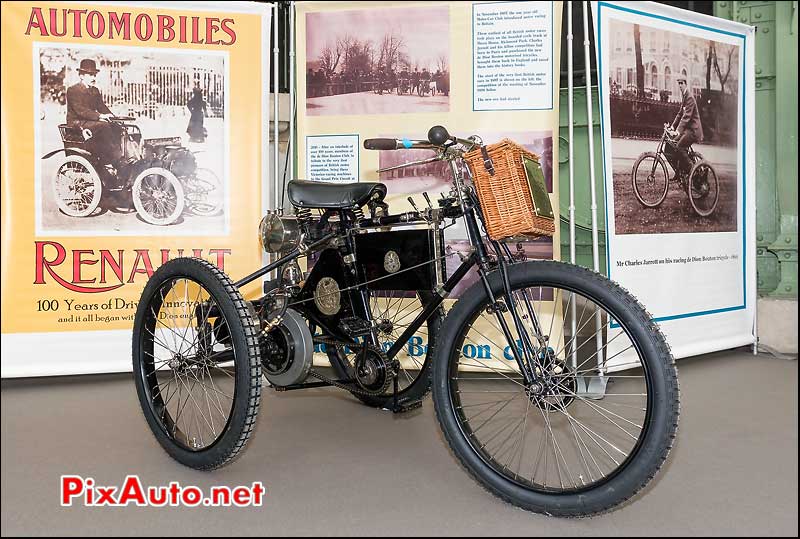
422, 192, 433, 209
407, 196, 420, 212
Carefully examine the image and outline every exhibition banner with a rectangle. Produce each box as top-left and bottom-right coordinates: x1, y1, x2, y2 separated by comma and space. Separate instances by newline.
592, 1, 756, 360
296, 1, 562, 370
1, 2, 272, 377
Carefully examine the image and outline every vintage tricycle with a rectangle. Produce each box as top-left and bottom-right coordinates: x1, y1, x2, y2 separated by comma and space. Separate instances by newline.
631, 124, 719, 217
132, 126, 679, 517
43, 116, 223, 225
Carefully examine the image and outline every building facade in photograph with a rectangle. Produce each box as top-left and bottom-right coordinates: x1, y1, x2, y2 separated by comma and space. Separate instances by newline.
607, 25, 735, 102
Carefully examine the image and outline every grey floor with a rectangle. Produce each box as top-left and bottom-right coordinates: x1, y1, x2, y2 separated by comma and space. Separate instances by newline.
1, 348, 797, 536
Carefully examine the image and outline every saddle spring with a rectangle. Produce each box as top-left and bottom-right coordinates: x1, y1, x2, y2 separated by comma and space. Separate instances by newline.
294, 206, 312, 225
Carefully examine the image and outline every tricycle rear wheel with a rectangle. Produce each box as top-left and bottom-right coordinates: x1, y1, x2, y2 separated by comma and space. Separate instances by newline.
132, 258, 262, 470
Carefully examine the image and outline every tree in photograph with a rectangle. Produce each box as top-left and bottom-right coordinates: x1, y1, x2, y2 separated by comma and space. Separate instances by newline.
712, 43, 736, 94
319, 41, 341, 78
436, 54, 449, 74
337, 35, 355, 77
633, 24, 645, 97
378, 29, 405, 73
704, 41, 736, 93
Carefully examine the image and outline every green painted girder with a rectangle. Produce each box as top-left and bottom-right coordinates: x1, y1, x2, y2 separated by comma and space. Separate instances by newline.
715, 1, 797, 298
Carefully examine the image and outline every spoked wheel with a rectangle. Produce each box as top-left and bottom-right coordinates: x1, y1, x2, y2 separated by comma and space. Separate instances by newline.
53, 155, 102, 217
631, 152, 669, 207
432, 261, 679, 517
327, 290, 442, 408
184, 168, 224, 216
686, 160, 719, 217
132, 167, 185, 225
132, 258, 262, 470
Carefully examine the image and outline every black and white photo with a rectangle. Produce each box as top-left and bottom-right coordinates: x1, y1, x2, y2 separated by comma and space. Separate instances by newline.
37, 45, 228, 235
305, 6, 450, 116
606, 20, 739, 234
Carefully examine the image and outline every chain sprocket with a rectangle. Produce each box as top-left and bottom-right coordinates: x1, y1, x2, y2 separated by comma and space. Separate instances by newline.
310, 337, 397, 397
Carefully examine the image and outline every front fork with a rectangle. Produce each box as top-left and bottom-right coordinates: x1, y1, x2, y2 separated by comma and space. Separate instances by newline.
462, 200, 547, 388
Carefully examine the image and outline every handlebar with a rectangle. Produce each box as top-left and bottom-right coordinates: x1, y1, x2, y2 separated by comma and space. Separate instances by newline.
364, 138, 435, 151
364, 125, 478, 152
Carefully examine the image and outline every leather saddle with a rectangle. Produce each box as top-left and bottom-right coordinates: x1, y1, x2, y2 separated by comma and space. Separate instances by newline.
287, 180, 387, 209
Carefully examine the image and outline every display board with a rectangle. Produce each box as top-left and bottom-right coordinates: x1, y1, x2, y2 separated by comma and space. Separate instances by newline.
296, 0, 563, 370
592, 1, 756, 361
1, 1, 272, 377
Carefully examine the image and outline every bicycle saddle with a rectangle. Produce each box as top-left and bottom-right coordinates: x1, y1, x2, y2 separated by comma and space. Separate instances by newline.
287, 180, 387, 209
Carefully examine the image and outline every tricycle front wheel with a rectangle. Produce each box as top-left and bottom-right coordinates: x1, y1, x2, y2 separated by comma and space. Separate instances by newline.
432, 261, 679, 516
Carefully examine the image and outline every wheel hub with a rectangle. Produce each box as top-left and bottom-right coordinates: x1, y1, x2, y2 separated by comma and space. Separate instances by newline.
168, 354, 192, 373
526, 347, 576, 412
376, 319, 393, 334
261, 326, 292, 375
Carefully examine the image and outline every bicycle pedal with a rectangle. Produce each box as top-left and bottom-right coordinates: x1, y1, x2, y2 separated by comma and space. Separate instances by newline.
391, 398, 423, 414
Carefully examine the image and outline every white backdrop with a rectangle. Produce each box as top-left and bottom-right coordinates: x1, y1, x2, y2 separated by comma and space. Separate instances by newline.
592, 1, 756, 360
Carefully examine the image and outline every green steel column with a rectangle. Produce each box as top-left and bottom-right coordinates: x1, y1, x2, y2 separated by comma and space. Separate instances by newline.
767, 1, 798, 297
558, 86, 606, 275
715, 1, 797, 297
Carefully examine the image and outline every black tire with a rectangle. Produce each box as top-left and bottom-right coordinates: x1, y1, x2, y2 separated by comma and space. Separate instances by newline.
631, 152, 669, 208
132, 257, 262, 470
687, 160, 719, 217
327, 290, 443, 408
432, 261, 679, 517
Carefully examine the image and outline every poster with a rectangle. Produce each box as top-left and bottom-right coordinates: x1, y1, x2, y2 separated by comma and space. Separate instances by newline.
592, 1, 756, 360
296, 0, 562, 371
473, 1, 554, 111
1, 2, 273, 377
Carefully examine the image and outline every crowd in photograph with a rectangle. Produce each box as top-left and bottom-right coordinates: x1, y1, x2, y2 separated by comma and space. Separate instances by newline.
307, 67, 449, 97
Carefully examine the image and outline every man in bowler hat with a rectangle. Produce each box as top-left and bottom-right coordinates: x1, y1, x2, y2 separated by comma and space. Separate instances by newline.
66, 59, 123, 167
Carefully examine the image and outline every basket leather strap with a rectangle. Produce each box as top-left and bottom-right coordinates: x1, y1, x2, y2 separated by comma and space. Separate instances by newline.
480, 146, 495, 176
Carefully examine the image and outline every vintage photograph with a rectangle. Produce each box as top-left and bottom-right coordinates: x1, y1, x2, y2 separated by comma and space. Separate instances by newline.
607, 20, 739, 234
446, 235, 554, 299
37, 45, 228, 235
305, 6, 450, 116
378, 130, 553, 196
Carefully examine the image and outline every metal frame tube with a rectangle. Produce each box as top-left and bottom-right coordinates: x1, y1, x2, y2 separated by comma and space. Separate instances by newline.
287, 1, 296, 206
567, 1, 578, 371
273, 3, 281, 213
568, 3, 576, 267
582, 1, 605, 374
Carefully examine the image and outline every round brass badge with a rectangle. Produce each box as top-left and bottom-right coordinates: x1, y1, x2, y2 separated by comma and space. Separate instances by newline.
314, 277, 341, 316
384, 250, 401, 273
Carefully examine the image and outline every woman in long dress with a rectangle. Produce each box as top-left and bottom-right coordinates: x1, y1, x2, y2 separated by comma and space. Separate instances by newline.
186, 88, 207, 143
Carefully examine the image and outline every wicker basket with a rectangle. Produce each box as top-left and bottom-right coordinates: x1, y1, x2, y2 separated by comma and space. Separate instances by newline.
463, 138, 555, 240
